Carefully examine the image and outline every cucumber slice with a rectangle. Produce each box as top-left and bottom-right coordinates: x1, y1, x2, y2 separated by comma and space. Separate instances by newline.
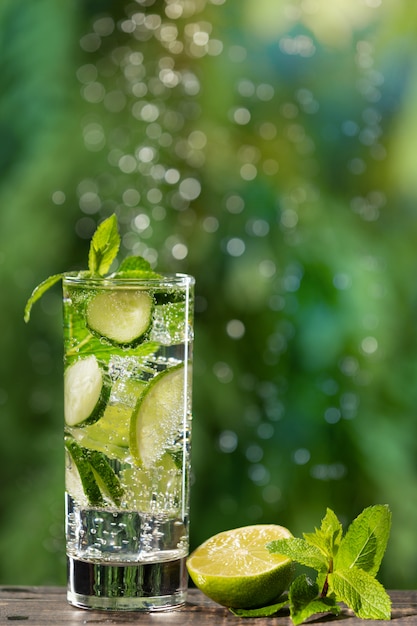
64, 355, 110, 427
65, 437, 104, 507
130, 363, 191, 469
87, 449, 124, 507
65, 438, 124, 507
86, 290, 153, 346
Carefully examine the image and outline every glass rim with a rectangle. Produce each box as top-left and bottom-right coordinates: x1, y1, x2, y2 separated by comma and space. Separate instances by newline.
62, 271, 195, 287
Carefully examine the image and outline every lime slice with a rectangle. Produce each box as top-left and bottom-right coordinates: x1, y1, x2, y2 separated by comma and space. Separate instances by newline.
130, 364, 190, 469
81, 404, 131, 449
65, 437, 123, 507
64, 355, 110, 427
186, 525, 294, 609
86, 290, 153, 346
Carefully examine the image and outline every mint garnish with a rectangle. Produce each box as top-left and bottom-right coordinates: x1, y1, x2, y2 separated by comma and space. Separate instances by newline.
88, 212, 120, 276
24, 213, 160, 323
24, 273, 64, 323
230, 505, 392, 623
116, 255, 161, 279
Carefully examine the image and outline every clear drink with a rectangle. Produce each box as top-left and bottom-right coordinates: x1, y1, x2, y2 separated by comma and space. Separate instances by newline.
62, 274, 194, 610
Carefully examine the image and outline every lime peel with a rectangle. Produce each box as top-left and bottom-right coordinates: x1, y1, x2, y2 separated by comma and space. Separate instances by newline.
130, 363, 190, 469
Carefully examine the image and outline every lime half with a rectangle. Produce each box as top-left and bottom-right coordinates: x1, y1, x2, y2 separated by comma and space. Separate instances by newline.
130, 364, 190, 469
186, 525, 294, 609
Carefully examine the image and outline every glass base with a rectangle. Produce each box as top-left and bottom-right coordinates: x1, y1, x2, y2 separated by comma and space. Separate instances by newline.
67, 555, 188, 611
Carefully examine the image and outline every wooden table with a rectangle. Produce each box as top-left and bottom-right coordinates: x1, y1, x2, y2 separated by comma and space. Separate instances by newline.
1, 587, 417, 625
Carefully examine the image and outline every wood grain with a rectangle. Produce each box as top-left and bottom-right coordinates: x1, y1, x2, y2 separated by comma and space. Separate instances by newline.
1, 587, 417, 625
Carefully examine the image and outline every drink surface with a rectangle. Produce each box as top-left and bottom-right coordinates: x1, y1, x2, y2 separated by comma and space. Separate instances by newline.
62, 276, 194, 567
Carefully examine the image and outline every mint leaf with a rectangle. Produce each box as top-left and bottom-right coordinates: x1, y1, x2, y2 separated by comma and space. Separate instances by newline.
329, 567, 391, 620
88, 213, 120, 276
230, 596, 289, 618
24, 273, 63, 322
289, 575, 340, 626
303, 508, 343, 558
116, 255, 161, 279
267, 538, 328, 572
334, 504, 391, 575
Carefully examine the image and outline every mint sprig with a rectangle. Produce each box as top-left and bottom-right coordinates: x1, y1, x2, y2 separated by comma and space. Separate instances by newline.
24, 213, 159, 322
88, 212, 120, 276
231, 505, 392, 623
24, 273, 64, 323
24, 214, 120, 322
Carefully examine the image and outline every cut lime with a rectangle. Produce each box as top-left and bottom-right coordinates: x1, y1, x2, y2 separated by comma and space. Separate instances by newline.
86, 290, 153, 346
64, 355, 110, 427
186, 525, 294, 609
67, 405, 132, 463
130, 364, 190, 469
65, 437, 124, 507
82, 404, 131, 449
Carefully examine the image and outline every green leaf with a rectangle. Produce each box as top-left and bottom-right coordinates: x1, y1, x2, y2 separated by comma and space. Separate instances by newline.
329, 567, 391, 620
334, 504, 392, 575
116, 255, 161, 278
267, 538, 329, 572
88, 213, 120, 276
24, 273, 63, 322
230, 596, 289, 618
303, 507, 343, 558
289, 575, 340, 626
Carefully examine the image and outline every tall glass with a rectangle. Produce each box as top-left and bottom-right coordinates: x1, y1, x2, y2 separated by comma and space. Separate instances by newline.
62, 273, 194, 611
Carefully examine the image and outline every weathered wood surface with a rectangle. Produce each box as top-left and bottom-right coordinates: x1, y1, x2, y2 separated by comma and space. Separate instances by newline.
1, 587, 417, 625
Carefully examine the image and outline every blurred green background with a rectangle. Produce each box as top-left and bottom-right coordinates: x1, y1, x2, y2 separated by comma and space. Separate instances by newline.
1, 0, 417, 589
